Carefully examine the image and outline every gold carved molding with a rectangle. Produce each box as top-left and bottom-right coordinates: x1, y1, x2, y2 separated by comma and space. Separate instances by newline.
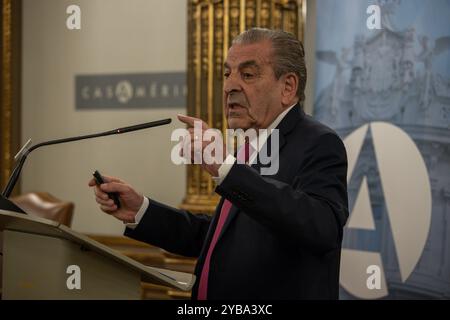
1, 0, 21, 195
181, 0, 305, 214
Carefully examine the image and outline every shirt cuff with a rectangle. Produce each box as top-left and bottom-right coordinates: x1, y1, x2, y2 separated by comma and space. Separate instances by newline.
212, 154, 236, 185
124, 196, 149, 230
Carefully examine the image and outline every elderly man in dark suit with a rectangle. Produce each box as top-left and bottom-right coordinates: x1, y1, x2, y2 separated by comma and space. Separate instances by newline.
89, 28, 348, 300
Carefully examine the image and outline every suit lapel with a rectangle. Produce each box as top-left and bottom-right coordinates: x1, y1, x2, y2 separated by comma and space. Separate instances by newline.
214, 104, 305, 244
217, 203, 239, 242
250, 104, 303, 172
196, 198, 224, 265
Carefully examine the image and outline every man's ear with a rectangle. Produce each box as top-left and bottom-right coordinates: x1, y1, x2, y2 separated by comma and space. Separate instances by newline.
281, 73, 299, 105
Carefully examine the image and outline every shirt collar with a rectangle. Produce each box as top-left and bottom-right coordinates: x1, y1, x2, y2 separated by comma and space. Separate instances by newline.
248, 102, 297, 153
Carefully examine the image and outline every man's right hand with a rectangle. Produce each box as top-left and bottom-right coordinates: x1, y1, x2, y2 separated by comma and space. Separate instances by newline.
88, 175, 144, 224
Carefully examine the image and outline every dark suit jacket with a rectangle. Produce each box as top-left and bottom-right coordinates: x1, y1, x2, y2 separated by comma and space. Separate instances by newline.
125, 105, 348, 299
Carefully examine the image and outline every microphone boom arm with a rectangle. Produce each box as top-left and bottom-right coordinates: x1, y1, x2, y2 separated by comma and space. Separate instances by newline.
2, 118, 171, 198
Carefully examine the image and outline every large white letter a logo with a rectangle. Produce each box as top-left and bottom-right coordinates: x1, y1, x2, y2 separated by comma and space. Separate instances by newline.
339, 122, 431, 299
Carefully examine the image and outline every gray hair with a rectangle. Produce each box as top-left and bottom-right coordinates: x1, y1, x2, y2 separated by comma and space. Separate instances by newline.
232, 28, 307, 104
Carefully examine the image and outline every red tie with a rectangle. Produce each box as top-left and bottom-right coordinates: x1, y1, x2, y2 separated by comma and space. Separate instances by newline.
197, 142, 252, 300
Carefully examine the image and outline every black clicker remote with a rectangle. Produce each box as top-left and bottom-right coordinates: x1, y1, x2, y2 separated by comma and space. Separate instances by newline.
92, 170, 121, 209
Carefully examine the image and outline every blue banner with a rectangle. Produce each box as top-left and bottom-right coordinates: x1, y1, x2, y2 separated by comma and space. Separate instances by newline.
314, 0, 450, 299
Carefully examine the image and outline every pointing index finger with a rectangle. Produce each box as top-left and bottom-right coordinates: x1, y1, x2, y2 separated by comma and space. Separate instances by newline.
177, 114, 208, 129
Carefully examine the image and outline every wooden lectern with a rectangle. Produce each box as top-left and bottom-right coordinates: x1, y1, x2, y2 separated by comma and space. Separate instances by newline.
0, 209, 195, 299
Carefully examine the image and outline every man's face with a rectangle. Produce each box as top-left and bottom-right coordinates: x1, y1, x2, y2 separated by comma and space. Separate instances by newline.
223, 40, 285, 130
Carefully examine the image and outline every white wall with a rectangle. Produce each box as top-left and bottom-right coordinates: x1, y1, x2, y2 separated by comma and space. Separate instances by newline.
21, 0, 187, 235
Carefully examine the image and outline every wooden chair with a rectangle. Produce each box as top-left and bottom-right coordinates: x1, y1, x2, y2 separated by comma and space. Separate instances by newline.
11, 192, 74, 227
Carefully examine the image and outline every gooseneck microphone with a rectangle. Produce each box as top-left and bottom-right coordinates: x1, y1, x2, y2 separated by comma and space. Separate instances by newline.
2, 118, 171, 198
